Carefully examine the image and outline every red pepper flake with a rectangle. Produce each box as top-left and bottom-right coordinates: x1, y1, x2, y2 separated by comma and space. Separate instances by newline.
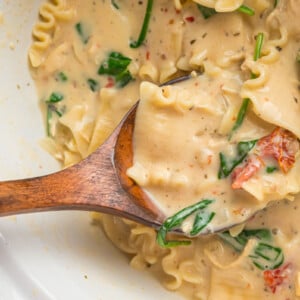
263, 263, 292, 294
146, 50, 150, 60
207, 155, 213, 165
105, 77, 115, 88
185, 16, 195, 23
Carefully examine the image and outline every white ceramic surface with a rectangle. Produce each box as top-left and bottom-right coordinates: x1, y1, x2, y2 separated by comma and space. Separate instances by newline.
0, 1, 182, 299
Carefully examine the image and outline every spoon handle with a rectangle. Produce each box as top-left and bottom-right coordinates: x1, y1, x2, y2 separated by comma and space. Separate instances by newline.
0, 141, 113, 214
0, 162, 91, 215
0, 137, 159, 228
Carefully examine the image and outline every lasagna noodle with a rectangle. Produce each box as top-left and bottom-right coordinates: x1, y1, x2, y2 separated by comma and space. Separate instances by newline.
29, 0, 74, 67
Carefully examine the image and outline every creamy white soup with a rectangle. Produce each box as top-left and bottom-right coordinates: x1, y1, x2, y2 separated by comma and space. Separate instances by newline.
29, 0, 300, 299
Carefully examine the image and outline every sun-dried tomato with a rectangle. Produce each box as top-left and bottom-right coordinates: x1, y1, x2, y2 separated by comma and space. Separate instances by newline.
263, 263, 292, 294
258, 127, 299, 173
231, 155, 264, 189
231, 128, 299, 189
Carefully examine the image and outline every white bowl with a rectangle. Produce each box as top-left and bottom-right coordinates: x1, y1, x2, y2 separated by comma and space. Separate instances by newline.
0, 1, 182, 299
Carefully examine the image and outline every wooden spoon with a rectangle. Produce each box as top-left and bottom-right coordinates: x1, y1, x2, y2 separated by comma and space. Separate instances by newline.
0, 76, 192, 230
0, 102, 165, 228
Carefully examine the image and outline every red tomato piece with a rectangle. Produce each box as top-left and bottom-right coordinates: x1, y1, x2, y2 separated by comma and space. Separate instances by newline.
105, 77, 115, 88
231, 155, 264, 189
258, 127, 299, 173
185, 16, 195, 22
263, 263, 292, 294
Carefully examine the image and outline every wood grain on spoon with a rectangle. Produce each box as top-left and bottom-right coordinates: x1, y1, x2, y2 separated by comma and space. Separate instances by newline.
0, 103, 164, 229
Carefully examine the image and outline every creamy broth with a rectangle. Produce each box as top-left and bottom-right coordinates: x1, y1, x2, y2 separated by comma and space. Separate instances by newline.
29, 0, 300, 299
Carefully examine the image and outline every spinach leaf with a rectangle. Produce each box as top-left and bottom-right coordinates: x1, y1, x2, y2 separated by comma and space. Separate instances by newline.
197, 4, 254, 19
266, 166, 277, 173
47, 92, 64, 103
219, 229, 284, 270
190, 210, 215, 236
197, 5, 217, 19
111, 0, 119, 9
87, 78, 100, 92
75, 22, 90, 44
157, 199, 215, 248
98, 52, 131, 76
229, 33, 264, 138
130, 0, 153, 48
56, 72, 68, 82
98, 52, 134, 88
228, 98, 250, 140
218, 139, 257, 179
